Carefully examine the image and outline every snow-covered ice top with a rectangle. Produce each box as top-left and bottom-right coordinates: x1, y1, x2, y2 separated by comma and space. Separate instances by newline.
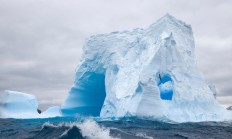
61, 14, 231, 122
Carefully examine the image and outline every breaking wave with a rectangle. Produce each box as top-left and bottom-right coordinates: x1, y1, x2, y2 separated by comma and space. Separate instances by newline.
37, 119, 117, 139
0, 117, 232, 139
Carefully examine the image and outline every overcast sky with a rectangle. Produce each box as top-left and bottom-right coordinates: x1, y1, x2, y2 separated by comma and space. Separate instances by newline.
0, 0, 231, 110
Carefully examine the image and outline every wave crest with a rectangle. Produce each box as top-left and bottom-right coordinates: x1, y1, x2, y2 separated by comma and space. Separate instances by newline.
40, 119, 117, 139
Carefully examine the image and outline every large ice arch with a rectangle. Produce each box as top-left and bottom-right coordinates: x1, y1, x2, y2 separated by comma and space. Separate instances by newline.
61, 14, 231, 122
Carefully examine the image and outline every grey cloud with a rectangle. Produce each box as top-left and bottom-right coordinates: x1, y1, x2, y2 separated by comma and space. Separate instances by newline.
0, 0, 231, 109
217, 96, 232, 107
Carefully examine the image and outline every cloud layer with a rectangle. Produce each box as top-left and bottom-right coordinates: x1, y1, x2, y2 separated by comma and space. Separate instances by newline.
0, 0, 231, 110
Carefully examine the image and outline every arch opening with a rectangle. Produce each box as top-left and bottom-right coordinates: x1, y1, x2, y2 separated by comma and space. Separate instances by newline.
63, 72, 106, 116
158, 74, 173, 100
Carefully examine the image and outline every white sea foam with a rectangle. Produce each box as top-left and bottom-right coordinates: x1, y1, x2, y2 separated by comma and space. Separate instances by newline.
135, 132, 154, 139
78, 119, 116, 139
42, 119, 117, 139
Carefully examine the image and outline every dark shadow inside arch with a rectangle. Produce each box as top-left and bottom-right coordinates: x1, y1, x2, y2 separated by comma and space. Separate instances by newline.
62, 72, 106, 116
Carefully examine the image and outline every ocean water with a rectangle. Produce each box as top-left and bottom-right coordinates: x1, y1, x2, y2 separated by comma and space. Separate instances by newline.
0, 117, 232, 139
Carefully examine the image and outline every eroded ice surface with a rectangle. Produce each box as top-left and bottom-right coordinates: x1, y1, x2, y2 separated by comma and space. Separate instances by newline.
61, 14, 231, 122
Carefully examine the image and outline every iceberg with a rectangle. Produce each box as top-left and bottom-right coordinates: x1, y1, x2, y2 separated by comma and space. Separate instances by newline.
61, 14, 231, 122
0, 90, 61, 118
0, 90, 39, 118
1, 14, 230, 122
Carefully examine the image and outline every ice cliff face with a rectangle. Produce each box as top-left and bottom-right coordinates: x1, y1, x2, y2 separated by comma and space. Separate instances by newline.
61, 14, 231, 122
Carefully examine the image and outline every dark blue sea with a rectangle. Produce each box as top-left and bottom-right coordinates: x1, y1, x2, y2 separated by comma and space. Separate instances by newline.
0, 117, 232, 139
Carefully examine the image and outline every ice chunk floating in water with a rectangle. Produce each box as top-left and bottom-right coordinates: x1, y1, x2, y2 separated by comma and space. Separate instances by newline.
0, 91, 62, 118
0, 90, 39, 118
61, 14, 232, 122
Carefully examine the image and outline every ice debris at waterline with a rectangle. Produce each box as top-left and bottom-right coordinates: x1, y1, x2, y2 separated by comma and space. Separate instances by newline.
0, 90, 62, 118
0, 14, 231, 122
61, 14, 231, 122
